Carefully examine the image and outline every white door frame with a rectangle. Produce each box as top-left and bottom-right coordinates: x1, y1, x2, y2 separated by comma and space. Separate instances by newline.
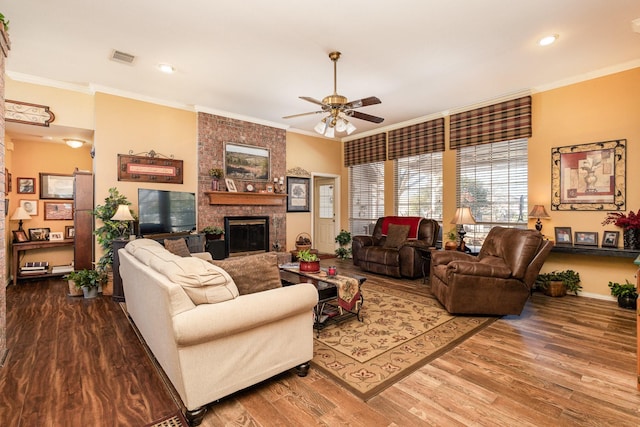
311, 172, 341, 252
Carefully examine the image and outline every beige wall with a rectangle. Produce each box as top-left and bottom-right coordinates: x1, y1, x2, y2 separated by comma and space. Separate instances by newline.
93, 93, 197, 259
285, 132, 342, 251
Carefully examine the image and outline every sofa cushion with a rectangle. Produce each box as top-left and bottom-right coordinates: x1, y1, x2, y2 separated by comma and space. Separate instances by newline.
126, 239, 177, 266
164, 238, 192, 257
149, 255, 239, 304
212, 252, 282, 295
383, 223, 410, 249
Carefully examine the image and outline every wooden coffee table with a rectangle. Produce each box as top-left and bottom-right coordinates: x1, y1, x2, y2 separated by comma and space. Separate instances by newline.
280, 265, 366, 335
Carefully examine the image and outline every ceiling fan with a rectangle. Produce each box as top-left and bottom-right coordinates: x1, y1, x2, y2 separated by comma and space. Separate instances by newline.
283, 51, 384, 136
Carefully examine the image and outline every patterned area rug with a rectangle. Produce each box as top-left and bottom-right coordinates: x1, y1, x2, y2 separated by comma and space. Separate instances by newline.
312, 282, 497, 400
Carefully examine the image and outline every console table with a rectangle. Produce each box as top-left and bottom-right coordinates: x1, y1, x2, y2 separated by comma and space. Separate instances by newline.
12, 239, 75, 286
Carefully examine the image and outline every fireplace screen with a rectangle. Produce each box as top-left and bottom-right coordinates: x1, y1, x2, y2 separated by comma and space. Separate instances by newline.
224, 216, 270, 256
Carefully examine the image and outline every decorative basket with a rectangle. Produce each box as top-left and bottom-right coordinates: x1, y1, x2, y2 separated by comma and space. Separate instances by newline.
295, 232, 312, 251
543, 280, 567, 297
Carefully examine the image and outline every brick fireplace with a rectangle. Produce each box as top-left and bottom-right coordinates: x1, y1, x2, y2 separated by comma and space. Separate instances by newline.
197, 112, 287, 252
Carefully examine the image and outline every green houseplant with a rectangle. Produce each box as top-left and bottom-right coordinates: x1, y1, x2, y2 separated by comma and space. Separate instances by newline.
445, 228, 458, 250
608, 280, 638, 309
536, 270, 582, 297
334, 229, 352, 259
0, 13, 9, 31
66, 269, 105, 299
297, 248, 320, 273
93, 188, 134, 279
201, 225, 224, 240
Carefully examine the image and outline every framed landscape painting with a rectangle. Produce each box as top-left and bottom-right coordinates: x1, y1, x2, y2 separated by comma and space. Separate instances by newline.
224, 142, 270, 182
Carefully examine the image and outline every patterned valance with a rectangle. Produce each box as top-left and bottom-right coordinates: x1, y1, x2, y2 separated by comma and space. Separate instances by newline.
449, 96, 532, 149
388, 118, 445, 160
344, 133, 387, 167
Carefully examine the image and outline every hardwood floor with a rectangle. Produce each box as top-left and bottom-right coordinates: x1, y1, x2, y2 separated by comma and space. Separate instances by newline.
1, 259, 638, 426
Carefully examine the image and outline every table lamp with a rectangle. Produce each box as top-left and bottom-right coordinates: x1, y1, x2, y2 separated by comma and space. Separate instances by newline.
528, 205, 551, 232
450, 207, 476, 252
10, 206, 32, 231
111, 204, 135, 239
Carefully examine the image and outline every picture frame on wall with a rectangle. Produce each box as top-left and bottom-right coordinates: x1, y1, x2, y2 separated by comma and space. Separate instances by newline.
44, 202, 74, 220
601, 230, 619, 248
39, 173, 74, 199
554, 227, 572, 246
224, 142, 270, 182
17, 177, 36, 194
286, 176, 310, 212
574, 231, 598, 247
20, 199, 38, 215
551, 139, 626, 211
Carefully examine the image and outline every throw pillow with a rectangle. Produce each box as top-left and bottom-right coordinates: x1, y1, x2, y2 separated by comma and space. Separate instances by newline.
383, 223, 410, 249
213, 252, 282, 295
164, 238, 192, 257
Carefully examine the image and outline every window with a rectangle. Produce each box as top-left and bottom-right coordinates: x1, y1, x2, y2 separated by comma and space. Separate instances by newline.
349, 161, 385, 235
456, 138, 528, 250
395, 152, 443, 220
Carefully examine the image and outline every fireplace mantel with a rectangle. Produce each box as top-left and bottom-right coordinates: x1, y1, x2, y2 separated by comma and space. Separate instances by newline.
204, 191, 287, 206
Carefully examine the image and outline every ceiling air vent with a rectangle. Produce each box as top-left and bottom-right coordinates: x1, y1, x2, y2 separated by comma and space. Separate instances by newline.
110, 49, 136, 65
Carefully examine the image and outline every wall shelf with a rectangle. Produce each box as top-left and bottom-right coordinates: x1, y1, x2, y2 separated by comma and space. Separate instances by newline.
551, 245, 640, 259
204, 191, 287, 206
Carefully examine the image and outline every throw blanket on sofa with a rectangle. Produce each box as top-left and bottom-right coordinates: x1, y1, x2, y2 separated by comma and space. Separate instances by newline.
381, 216, 423, 239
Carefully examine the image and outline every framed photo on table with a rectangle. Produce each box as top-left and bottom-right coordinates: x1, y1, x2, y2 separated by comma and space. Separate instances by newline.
65, 225, 75, 239
601, 230, 619, 248
286, 177, 310, 212
574, 231, 598, 247
49, 232, 64, 241
13, 230, 29, 243
554, 227, 572, 246
28, 227, 50, 241
225, 178, 237, 192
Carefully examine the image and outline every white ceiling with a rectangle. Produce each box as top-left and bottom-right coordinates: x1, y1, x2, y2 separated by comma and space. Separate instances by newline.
3, 1, 640, 143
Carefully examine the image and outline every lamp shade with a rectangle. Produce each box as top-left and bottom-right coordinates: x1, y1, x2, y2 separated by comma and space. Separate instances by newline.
528, 205, 550, 219
111, 205, 135, 221
11, 206, 32, 221
450, 207, 476, 225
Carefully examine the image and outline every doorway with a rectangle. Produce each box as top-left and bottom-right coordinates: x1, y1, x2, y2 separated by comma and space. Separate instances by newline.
313, 176, 338, 255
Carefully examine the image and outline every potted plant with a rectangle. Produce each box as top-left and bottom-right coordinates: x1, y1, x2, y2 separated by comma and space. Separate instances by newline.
297, 248, 320, 273
608, 279, 638, 309
602, 209, 640, 249
445, 228, 458, 250
66, 269, 105, 299
536, 270, 582, 297
0, 13, 9, 31
334, 229, 352, 259
93, 187, 134, 294
208, 168, 224, 191
201, 225, 224, 240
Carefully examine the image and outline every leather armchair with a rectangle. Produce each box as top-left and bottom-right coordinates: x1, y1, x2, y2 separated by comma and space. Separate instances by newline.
352, 216, 440, 279
429, 226, 552, 316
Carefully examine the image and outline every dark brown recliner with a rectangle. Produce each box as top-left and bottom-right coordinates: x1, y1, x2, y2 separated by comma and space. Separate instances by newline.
429, 226, 552, 316
352, 216, 440, 279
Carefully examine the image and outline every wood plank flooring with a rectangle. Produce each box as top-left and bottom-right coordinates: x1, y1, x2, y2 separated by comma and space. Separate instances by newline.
1, 259, 638, 426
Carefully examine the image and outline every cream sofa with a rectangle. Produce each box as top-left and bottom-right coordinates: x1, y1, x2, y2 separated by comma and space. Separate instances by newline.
118, 239, 318, 426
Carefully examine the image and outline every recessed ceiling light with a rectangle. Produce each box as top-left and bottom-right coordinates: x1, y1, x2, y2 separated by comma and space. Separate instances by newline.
158, 63, 175, 74
538, 34, 559, 46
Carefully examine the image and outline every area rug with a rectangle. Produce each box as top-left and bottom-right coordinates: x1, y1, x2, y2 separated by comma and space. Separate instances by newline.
312, 282, 497, 400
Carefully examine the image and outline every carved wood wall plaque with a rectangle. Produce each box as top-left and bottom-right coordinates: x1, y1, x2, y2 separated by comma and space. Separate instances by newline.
117, 154, 184, 184
5, 100, 55, 127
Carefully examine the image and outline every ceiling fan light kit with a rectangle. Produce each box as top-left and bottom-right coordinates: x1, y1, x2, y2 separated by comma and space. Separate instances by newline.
283, 51, 384, 137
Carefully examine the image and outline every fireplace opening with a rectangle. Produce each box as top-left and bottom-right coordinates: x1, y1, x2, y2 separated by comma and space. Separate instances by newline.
224, 216, 269, 257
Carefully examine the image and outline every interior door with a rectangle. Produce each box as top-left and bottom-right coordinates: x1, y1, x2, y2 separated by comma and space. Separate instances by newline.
314, 177, 336, 254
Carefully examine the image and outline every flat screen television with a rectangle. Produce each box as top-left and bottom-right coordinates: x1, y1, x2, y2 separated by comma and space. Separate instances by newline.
138, 188, 196, 235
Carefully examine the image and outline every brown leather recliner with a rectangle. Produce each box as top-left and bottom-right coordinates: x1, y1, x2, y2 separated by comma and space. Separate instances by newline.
352, 216, 440, 279
429, 226, 553, 316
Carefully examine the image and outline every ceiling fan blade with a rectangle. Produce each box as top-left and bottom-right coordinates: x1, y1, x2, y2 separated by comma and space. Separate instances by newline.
343, 96, 381, 109
282, 110, 325, 119
299, 96, 326, 107
347, 110, 385, 124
